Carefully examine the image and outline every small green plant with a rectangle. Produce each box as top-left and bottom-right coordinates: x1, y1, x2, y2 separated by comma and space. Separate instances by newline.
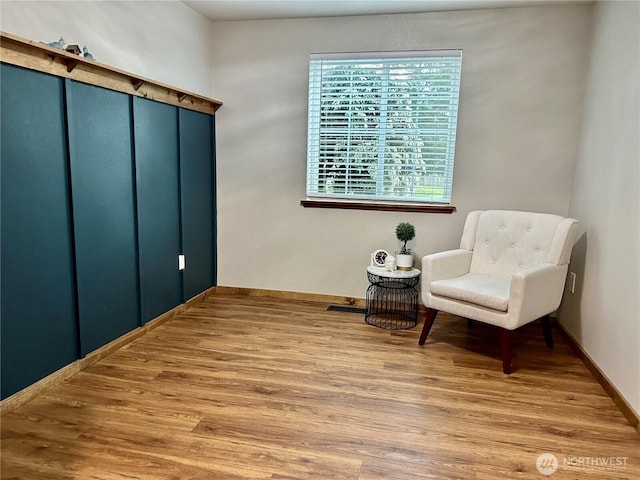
395, 222, 416, 254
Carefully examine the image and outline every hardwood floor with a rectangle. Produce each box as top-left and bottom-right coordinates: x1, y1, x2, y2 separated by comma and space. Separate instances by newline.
2, 293, 638, 479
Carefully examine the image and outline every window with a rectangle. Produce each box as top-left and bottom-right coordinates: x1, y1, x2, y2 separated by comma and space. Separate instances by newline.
306, 50, 462, 204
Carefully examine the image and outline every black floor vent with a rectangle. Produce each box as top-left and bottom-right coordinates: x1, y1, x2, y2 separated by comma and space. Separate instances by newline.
327, 305, 367, 314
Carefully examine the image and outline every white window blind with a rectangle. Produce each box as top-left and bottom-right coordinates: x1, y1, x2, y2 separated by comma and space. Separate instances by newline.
306, 50, 462, 203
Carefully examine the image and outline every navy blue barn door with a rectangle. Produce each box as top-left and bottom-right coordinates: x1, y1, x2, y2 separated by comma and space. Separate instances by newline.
179, 109, 216, 300
0, 65, 79, 399
133, 97, 182, 323
66, 80, 140, 356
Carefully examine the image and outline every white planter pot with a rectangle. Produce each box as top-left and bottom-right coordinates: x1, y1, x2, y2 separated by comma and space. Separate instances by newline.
395, 253, 414, 271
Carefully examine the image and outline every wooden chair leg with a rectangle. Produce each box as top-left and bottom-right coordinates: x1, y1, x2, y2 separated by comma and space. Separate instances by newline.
500, 328, 512, 374
418, 308, 438, 345
540, 315, 553, 349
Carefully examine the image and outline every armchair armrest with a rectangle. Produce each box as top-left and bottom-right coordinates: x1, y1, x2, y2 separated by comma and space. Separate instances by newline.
422, 249, 472, 284
508, 263, 569, 328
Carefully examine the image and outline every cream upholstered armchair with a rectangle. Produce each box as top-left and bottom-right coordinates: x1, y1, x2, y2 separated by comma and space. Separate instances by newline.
418, 210, 578, 374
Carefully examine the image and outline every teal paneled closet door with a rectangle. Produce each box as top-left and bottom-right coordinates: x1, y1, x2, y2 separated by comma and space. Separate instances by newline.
0, 65, 79, 399
66, 80, 140, 356
133, 97, 182, 323
179, 109, 216, 300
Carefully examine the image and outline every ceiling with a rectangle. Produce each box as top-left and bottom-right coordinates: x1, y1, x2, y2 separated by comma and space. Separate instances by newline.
183, 0, 587, 22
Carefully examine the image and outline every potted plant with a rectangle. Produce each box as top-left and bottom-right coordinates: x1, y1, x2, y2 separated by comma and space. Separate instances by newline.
395, 222, 415, 271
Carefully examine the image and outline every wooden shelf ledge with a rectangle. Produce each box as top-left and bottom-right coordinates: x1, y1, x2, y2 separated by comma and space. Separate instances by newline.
301, 199, 456, 214
1, 31, 223, 115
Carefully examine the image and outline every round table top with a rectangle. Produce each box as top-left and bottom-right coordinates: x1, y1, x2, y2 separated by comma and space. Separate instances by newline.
367, 266, 421, 279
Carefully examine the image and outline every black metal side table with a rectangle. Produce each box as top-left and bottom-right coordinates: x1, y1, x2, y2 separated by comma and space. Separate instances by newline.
365, 266, 421, 330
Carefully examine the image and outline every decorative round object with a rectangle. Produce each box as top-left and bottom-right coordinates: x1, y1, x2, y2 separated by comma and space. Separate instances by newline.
371, 249, 389, 267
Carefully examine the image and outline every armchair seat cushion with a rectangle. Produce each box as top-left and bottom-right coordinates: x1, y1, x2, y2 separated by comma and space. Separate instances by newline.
430, 274, 510, 312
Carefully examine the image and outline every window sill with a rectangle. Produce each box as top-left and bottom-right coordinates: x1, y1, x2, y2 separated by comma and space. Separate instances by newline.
300, 199, 456, 214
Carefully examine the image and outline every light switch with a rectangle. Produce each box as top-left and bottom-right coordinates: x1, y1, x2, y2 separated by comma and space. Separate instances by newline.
178, 254, 185, 271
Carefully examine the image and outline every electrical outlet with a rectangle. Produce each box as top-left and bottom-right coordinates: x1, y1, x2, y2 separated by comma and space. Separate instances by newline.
178, 254, 185, 271
569, 272, 576, 294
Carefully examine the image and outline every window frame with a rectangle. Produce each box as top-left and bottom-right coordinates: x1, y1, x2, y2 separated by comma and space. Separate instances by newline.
305, 50, 462, 210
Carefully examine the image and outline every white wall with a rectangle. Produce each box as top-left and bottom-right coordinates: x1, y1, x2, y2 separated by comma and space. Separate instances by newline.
0, 0, 213, 97
211, 5, 593, 298
560, 1, 640, 417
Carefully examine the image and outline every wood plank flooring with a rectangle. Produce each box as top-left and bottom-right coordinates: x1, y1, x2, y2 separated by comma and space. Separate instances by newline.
2, 293, 639, 479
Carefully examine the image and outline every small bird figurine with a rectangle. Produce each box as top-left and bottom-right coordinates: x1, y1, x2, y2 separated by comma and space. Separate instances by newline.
47, 37, 65, 49
82, 46, 94, 60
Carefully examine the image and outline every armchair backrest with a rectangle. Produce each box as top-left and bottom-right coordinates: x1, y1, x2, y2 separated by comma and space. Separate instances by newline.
460, 210, 578, 279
